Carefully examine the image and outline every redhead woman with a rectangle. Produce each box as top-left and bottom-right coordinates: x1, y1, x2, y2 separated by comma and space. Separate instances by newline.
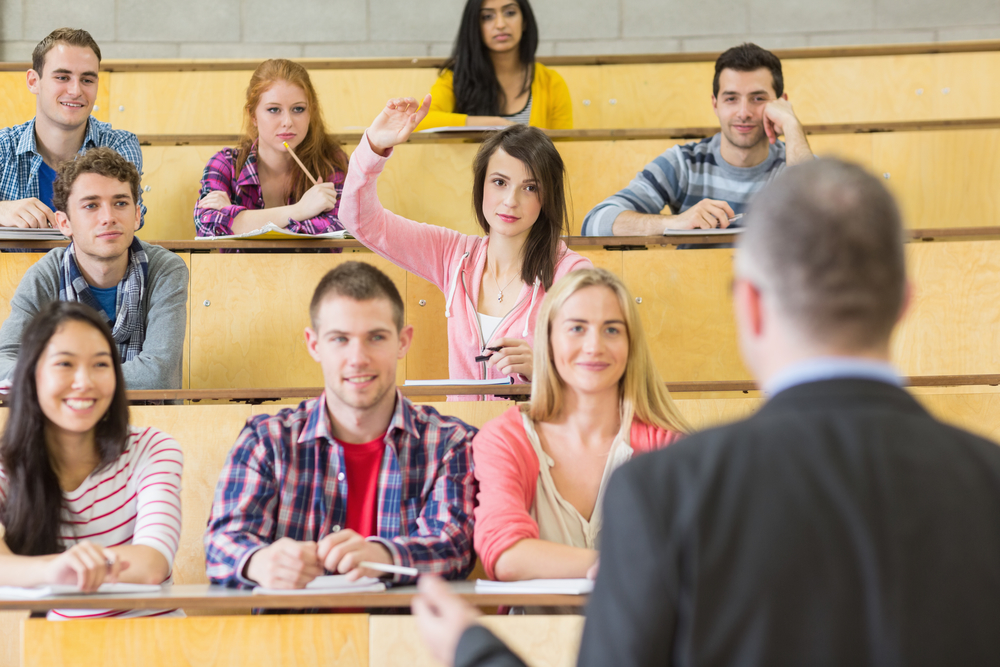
195, 59, 349, 237
0, 302, 183, 619
339, 96, 592, 390
472, 269, 690, 580
417, 0, 572, 130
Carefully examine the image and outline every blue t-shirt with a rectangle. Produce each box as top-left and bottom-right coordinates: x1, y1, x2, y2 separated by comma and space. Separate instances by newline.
90, 285, 118, 322
37, 161, 56, 209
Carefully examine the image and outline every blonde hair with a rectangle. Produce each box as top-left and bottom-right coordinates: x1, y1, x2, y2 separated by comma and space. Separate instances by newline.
236, 59, 348, 203
527, 268, 691, 434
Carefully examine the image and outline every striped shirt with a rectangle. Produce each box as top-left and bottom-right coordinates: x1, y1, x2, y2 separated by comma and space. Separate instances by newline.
0, 117, 146, 227
194, 145, 346, 237
205, 391, 477, 588
0, 426, 183, 620
581, 133, 786, 236
500, 93, 533, 125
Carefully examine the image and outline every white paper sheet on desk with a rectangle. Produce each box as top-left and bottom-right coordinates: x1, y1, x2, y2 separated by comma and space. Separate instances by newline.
418, 126, 508, 133
0, 583, 162, 599
662, 227, 746, 236
474, 578, 594, 595
0, 228, 67, 240
204, 223, 354, 240
404, 378, 515, 387
253, 575, 386, 595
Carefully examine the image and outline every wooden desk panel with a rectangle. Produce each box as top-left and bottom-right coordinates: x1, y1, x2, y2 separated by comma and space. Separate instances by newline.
0, 254, 43, 322
23, 614, 369, 667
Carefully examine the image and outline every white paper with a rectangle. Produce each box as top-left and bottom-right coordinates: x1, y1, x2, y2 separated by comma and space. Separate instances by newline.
417, 126, 508, 133
403, 378, 516, 387
474, 578, 594, 595
0, 583, 161, 599
0, 228, 67, 240
204, 223, 354, 240
253, 575, 386, 596
662, 227, 745, 236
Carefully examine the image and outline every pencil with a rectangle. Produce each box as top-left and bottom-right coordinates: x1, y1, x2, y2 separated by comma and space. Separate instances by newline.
358, 561, 420, 577
283, 141, 320, 185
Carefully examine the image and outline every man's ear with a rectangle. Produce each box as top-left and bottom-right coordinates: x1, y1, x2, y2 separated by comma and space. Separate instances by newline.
305, 326, 321, 363
132, 200, 141, 231
26, 69, 40, 95
54, 210, 73, 237
733, 278, 765, 339
397, 324, 414, 360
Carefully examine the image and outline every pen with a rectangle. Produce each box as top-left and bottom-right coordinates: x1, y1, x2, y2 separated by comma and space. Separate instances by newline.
358, 561, 420, 577
475, 346, 504, 363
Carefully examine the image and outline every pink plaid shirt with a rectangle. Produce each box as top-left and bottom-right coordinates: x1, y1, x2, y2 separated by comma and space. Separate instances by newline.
194, 144, 346, 237
204, 392, 477, 588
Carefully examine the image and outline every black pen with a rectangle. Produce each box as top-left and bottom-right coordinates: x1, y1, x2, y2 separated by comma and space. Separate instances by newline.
475, 346, 503, 363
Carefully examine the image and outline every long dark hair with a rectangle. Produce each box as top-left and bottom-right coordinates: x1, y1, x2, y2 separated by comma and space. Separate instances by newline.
443, 0, 539, 116
0, 302, 130, 556
472, 125, 569, 289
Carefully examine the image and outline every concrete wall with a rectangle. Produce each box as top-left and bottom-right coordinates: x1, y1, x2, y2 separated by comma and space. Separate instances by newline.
2, 0, 999, 61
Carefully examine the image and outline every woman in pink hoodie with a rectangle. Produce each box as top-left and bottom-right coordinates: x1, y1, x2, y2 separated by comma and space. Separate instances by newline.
338, 95, 592, 388
472, 268, 690, 581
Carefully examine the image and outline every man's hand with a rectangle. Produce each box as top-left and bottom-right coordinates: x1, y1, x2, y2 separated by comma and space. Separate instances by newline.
317, 529, 393, 581
197, 191, 232, 211
668, 199, 736, 230
412, 575, 482, 667
763, 98, 803, 145
0, 198, 57, 228
245, 537, 323, 589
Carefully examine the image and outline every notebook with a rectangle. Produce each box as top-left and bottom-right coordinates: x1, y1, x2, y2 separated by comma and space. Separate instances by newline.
0, 583, 162, 599
205, 223, 354, 240
474, 578, 594, 595
403, 378, 515, 387
253, 575, 386, 596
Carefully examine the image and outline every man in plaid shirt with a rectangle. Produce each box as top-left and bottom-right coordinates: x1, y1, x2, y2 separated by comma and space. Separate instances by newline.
205, 262, 478, 588
0, 28, 145, 229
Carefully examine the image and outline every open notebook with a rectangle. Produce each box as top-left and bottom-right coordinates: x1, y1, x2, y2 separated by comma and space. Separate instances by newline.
204, 223, 354, 240
403, 378, 515, 387
474, 578, 594, 595
0, 227, 67, 241
253, 575, 386, 596
0, 583, 162, 599
662, 227, 745, 236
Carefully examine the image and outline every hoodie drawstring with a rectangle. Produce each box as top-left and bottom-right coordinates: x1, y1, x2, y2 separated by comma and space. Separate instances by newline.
444, 251, 470, 318
522, 278, 540, 337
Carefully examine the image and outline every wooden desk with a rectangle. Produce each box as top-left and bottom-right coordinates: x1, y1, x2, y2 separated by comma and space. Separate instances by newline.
0, 581, 585, 613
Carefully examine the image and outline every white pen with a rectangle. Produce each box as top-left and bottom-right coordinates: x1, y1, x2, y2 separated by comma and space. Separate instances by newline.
728, 213, 744, 223
359, 561, 420, 577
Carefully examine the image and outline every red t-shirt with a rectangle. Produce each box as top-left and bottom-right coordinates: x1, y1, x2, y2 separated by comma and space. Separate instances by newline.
337, 433, 387, 538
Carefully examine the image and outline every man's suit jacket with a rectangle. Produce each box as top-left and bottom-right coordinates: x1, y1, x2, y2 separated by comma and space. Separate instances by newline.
455, 379, 1000, 667
577, 379, 1000, 666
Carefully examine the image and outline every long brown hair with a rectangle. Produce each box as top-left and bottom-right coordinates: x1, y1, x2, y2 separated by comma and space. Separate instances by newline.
236, 59, 349, 204
472, 125, 570, 289
0, 302, 130, 556
527, 269, 690, 435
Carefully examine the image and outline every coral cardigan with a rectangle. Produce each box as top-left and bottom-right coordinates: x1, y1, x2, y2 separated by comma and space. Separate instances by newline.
471, 406, 683, 579
416, 62, 573, 130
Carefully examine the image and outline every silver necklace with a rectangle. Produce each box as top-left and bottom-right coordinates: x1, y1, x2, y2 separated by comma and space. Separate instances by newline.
490, 261, 518, 303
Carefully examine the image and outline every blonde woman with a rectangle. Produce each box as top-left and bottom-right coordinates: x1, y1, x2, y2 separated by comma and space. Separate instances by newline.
471, 268, 689, 581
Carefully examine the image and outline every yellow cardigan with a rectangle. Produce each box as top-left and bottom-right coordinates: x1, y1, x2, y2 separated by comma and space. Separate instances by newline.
416, 62, 573, 130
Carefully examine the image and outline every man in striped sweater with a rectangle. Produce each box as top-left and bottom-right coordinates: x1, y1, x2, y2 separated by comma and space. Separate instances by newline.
581, 43, 814, 238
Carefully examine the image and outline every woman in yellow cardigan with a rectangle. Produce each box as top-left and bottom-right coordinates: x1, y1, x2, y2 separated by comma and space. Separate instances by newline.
416, 0, 572, 130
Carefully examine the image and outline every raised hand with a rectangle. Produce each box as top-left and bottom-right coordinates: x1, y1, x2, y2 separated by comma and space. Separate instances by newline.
366, 95, 432, 156
762, 98, 802, 145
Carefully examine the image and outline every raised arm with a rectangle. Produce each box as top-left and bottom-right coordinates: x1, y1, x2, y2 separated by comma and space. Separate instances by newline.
764, 97, 813, 166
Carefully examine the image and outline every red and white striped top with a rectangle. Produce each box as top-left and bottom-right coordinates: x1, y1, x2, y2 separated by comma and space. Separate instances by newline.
0, 425, 184, 620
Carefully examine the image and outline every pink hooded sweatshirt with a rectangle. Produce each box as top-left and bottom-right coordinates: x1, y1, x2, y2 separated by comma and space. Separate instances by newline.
339, 134, 593, 390
472, 406, 684, 579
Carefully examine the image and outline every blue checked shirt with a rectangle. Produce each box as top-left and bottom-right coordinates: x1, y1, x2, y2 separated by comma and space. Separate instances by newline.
205, 392, 478, 588
0, 117, 146, 227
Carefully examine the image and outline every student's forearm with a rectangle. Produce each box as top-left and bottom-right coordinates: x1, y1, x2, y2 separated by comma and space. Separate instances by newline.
493, 539, 597, 581
109, 545, 171, 585
466, 116, 513, 127
783, 123, 814, 165
230, 206, 301, 234
611, 210, 670, 236
0, 554, 57, 587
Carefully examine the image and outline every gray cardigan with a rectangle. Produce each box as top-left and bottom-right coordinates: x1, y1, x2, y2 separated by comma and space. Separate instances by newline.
0, 240, 188, 389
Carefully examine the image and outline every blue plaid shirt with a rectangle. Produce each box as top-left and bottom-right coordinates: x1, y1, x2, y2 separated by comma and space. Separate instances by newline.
205, 392, 478, 588
0, 117, 146, 227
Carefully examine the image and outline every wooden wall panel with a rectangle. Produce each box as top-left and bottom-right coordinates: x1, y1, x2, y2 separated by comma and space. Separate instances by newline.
23, 615, 369, 667
130, 405, 254, 586
138, 145, 226, 241
370, 616, 584, 667
188, 253, 406, 388
623, 246, 751, 383
893, 241, 1000, 376
0, 254, 44, 321
405, 274, 449, 382
874, 129, 1000, 229
0, 611, 26, 667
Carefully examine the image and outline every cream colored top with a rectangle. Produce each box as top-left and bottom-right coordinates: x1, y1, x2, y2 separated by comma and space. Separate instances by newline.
521, 413, 634, 550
